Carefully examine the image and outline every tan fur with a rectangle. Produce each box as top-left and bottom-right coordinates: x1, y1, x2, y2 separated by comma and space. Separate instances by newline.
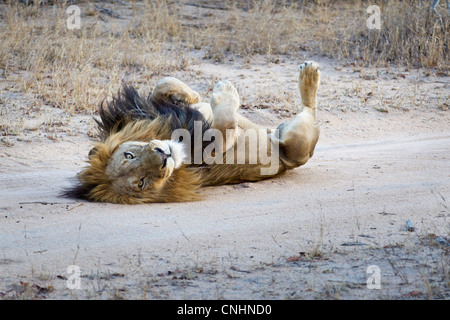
71, 61, 321, 204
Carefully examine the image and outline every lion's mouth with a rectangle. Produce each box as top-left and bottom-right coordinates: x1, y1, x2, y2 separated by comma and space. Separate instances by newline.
161, 140, 184, 169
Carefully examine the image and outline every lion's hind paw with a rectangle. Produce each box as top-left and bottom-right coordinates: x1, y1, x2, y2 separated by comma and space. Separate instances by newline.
299, 61, 320, 82
213, 80, 238, 97
211, 79, 239, 113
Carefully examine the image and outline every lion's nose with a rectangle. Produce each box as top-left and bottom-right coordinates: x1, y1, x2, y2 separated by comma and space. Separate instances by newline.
155, 147, 171, 160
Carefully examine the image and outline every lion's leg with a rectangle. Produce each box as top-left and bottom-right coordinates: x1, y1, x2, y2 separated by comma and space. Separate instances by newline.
274, 61, 320, 167
210, 80, 240, 152
150, 77, 200, 105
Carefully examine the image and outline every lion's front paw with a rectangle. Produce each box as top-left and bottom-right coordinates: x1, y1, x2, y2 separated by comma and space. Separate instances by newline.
299, 61, 320, 83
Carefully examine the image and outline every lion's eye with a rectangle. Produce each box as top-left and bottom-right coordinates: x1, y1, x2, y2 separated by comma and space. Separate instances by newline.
138, 177, 145, 189
124, 152, 135, 159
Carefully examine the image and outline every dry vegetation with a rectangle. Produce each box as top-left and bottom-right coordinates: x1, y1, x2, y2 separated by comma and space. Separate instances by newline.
314, 0, 449, 68
0, 0, 448, 114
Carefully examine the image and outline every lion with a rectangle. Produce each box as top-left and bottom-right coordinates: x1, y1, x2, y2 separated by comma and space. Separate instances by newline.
63, 61, 320, 204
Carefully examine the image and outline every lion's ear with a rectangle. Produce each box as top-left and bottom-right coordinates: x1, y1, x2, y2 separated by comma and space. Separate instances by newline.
88, 147, 98, 158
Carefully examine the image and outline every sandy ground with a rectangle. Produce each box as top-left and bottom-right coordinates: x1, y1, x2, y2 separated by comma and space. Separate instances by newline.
1, 51, 449, 299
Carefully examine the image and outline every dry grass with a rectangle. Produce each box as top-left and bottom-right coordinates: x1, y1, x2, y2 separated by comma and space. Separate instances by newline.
0, 0, 191, 113
0, 0, 448, 114
316, 0, 449, 68
186, 0, 305, 61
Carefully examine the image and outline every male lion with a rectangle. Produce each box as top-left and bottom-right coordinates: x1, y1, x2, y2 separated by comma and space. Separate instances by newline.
64, 61, 320, 204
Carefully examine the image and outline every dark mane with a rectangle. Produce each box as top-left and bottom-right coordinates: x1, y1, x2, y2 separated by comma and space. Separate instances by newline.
96, 83, 210, 140
62, 178, 96, 200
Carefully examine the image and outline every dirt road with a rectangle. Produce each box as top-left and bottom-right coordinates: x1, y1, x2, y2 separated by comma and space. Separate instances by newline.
1, 123, 448, 298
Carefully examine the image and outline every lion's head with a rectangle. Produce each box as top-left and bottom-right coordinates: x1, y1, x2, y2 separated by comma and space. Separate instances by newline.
106, 139, 185, 196
66, 127, 203, 204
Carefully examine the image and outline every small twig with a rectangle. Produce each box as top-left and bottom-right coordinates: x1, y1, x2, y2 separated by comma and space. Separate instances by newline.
230, 266, 251, 273
19, 201, 75, 205
174, 220, 189, 242
68, 203, 84, 211
185, 2, 229, 11
271, 235, 282, 248
340, 242, 366, 246
33, 249, 48, 254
